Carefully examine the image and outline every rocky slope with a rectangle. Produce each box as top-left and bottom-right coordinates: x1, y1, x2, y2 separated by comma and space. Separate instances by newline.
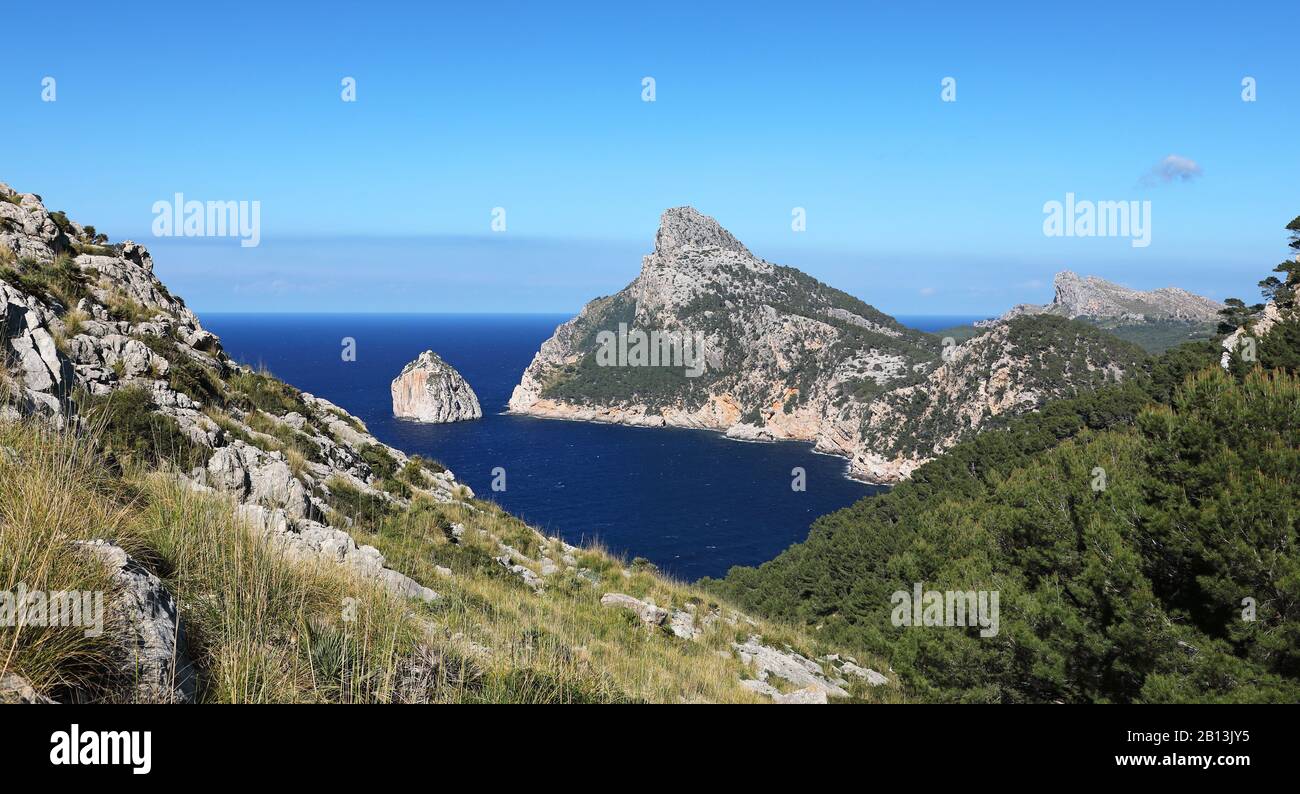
510, 208, 1147, 482
392, 350, 482, 423
0, 182, 457, 606
2, 181, 886, 704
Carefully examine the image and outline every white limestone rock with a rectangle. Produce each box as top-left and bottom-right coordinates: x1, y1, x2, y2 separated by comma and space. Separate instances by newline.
75, 540, 197, 704
600, 592, 668, 628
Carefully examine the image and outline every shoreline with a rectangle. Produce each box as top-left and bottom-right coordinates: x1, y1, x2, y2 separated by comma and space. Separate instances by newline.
502, 404, 894, 487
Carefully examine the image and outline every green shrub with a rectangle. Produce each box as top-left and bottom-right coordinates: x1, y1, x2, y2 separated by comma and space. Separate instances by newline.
324, 476, 394, 529
71, 241, 122, 258
139, 334, 226, 407
78, 386, 207, 470
0, 253, 89, 309
227, 369, 308, 416
48, 210, 73, 235
359, 444, 398, 479
377, 477, 411, 499
103, 290, 154, 323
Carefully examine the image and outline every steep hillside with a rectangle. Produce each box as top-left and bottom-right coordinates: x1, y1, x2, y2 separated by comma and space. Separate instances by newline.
706, 229, 1300, 704
0, 182, 887, 704
511, 208, 1147, 482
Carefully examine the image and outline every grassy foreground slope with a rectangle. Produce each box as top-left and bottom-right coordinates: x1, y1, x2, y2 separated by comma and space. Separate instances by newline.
0, 414, 898, 704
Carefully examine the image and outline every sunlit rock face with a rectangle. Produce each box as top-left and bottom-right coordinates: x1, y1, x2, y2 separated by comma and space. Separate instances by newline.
392, 350, 482, 423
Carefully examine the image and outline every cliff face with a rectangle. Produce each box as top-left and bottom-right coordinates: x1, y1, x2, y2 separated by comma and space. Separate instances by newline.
510, 208, 1147, 482
392, 350, 482, 423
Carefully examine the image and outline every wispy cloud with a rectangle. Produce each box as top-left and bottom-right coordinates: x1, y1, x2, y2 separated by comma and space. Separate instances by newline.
1140, 154, 1203, 186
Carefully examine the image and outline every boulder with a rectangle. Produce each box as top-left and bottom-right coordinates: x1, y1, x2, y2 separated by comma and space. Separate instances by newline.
76, 540, 196, 704
840, 660, 889, 686
669, 610, 699, 640
733, 636, 848, 698
600, 593, 668, 627
774, 687, 828, 704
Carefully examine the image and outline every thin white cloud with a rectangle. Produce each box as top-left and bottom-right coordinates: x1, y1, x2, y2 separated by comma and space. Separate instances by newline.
1141, 155, 1203, 186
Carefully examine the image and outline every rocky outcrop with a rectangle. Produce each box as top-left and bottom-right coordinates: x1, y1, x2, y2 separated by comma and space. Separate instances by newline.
76, 540, 196, 704
733, 636, 851, 699
509, 208, 1147, 483
600, 592, 669, 628
985, 270, 1223, 325
0, 181, 470, 610
1221, 301, 1285, 369
818, 315, 1146, 477
391, 350, 481, 423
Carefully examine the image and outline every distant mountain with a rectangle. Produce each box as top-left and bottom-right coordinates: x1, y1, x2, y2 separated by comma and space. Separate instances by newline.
511, 209, 1147, 482
991, 270, 1224, 324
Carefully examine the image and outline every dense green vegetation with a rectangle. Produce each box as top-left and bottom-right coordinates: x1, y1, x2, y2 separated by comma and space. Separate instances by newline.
1077, 317, 1218, 354
78, 385, 208, 471
705, 230, 1300, 703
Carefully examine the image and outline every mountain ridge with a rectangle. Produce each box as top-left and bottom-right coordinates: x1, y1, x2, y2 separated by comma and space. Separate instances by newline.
987, 270, 1224, 325
510, 208, 1148, 482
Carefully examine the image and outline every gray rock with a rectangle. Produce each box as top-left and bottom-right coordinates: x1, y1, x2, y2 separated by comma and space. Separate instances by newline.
495, 553, 544, 592
76, 540, 196, 704
774, 686, 828, 704
0, 673, 56, 704
987, 270, 1224, 327
733, 636, 848, 698
840, 660, 889, 686
600, 593, 668, 627
669, 609, 699, 640
739, 678, 780, 698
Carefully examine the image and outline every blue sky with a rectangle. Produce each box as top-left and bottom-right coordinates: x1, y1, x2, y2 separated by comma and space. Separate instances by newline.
2, 1, 1296, 315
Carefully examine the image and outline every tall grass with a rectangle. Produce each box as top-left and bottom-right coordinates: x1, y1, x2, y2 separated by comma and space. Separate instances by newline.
0, 420, 141, 701
0, 416, 894, 703
134, 476, 418, 703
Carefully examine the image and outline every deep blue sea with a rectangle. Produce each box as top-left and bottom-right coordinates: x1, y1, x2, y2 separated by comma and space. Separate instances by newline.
200, 313, 980, 580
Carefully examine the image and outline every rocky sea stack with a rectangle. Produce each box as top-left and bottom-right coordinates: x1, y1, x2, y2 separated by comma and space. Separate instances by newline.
392, 350, 482, 423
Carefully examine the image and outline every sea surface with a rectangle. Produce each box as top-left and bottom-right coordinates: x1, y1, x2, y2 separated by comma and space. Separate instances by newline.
199, 313, 980, 580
